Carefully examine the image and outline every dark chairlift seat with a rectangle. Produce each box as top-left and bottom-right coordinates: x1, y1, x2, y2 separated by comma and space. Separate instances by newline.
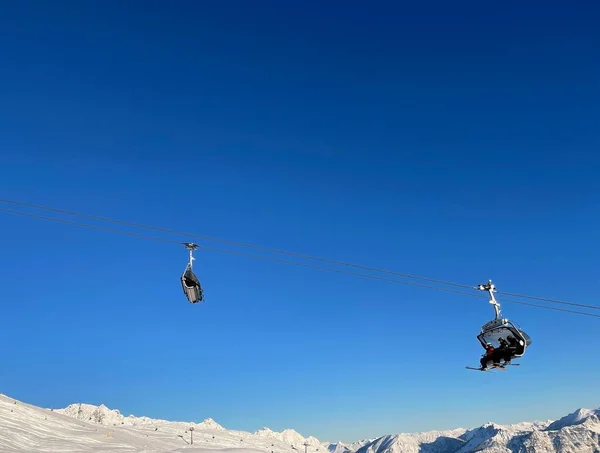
181, 266, 204, 303
180, 243, 205, 304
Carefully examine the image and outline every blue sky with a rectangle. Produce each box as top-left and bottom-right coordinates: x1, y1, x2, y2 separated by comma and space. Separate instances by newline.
1, 0, 599, 443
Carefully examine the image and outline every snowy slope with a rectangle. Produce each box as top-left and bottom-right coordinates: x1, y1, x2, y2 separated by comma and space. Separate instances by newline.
0, 393, 323, 453
0, 392, 599, 452
0, 392, 190, 452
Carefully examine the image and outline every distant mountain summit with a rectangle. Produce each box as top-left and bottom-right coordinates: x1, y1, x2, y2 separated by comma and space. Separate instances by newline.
56, 402, 225, 430
254, 427, 328, 449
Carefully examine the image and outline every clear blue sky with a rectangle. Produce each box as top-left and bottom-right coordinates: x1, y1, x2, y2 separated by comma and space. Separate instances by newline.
1, 0, 599, 444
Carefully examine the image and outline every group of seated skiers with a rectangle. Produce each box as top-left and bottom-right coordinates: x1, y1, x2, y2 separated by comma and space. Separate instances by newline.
479, 335, 524, 370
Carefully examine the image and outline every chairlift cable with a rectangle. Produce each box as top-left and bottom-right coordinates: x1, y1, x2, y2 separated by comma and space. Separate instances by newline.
0, 198, 472, 289
1, 202, 599, 317
495, 290, 592, 309
0, 207, 480, 296
4, 198, 595, 308
9, 197, 598, 312
0, 198, 600, 310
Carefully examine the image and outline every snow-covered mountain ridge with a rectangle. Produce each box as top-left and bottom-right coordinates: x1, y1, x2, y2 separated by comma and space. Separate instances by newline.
56, 402, 226, 431
54, 400, 330, 450
339, 409, 600, 453
0, 392, 598, 452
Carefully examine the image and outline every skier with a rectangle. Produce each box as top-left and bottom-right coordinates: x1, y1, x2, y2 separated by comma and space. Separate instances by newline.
502, 335, 524, 363
479, 343, 497, 370
495, 337, 513, 364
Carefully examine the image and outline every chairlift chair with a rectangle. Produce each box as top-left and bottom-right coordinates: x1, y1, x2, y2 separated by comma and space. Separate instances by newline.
180, 243, 204, 303
476, 280, 532, 358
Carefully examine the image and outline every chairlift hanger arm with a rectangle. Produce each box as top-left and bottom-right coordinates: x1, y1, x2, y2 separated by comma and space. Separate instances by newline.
477, 279, 501, 320
183, 242, 199, 268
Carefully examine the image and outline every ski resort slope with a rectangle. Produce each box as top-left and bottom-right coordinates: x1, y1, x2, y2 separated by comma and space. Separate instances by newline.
0, 392, 177, 451
1, 392, 600, 452
0, 393, 323, 452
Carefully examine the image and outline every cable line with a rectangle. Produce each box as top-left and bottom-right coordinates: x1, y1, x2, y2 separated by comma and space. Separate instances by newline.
2, 198, 599, 312
1, 206, 599, 320
0, 207, 477, 294
496, 290, 594, 309
0, 198, 473, 289
7, 197, 598, 311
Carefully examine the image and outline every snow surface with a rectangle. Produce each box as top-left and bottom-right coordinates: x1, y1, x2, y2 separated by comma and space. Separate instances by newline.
0, 392, 599, 452
0, 393, 329, 453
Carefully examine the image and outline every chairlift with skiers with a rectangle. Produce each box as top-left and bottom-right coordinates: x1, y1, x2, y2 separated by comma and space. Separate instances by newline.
466, 280, 532, 372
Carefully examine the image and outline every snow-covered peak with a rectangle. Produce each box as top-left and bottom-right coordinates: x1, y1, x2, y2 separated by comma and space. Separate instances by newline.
198, 417, 226, 430
545, 407, 600, 431
254, 426, 326, 449
347, 438, 377, 451
57, 403, 134, 426
55, 402, 225, 430
327, 441, 353, 453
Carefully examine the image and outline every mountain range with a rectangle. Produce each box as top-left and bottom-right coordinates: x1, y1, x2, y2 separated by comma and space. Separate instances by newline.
0, 392, 598, 452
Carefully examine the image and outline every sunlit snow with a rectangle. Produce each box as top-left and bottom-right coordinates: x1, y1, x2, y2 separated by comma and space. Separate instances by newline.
0, 393, 598, 452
